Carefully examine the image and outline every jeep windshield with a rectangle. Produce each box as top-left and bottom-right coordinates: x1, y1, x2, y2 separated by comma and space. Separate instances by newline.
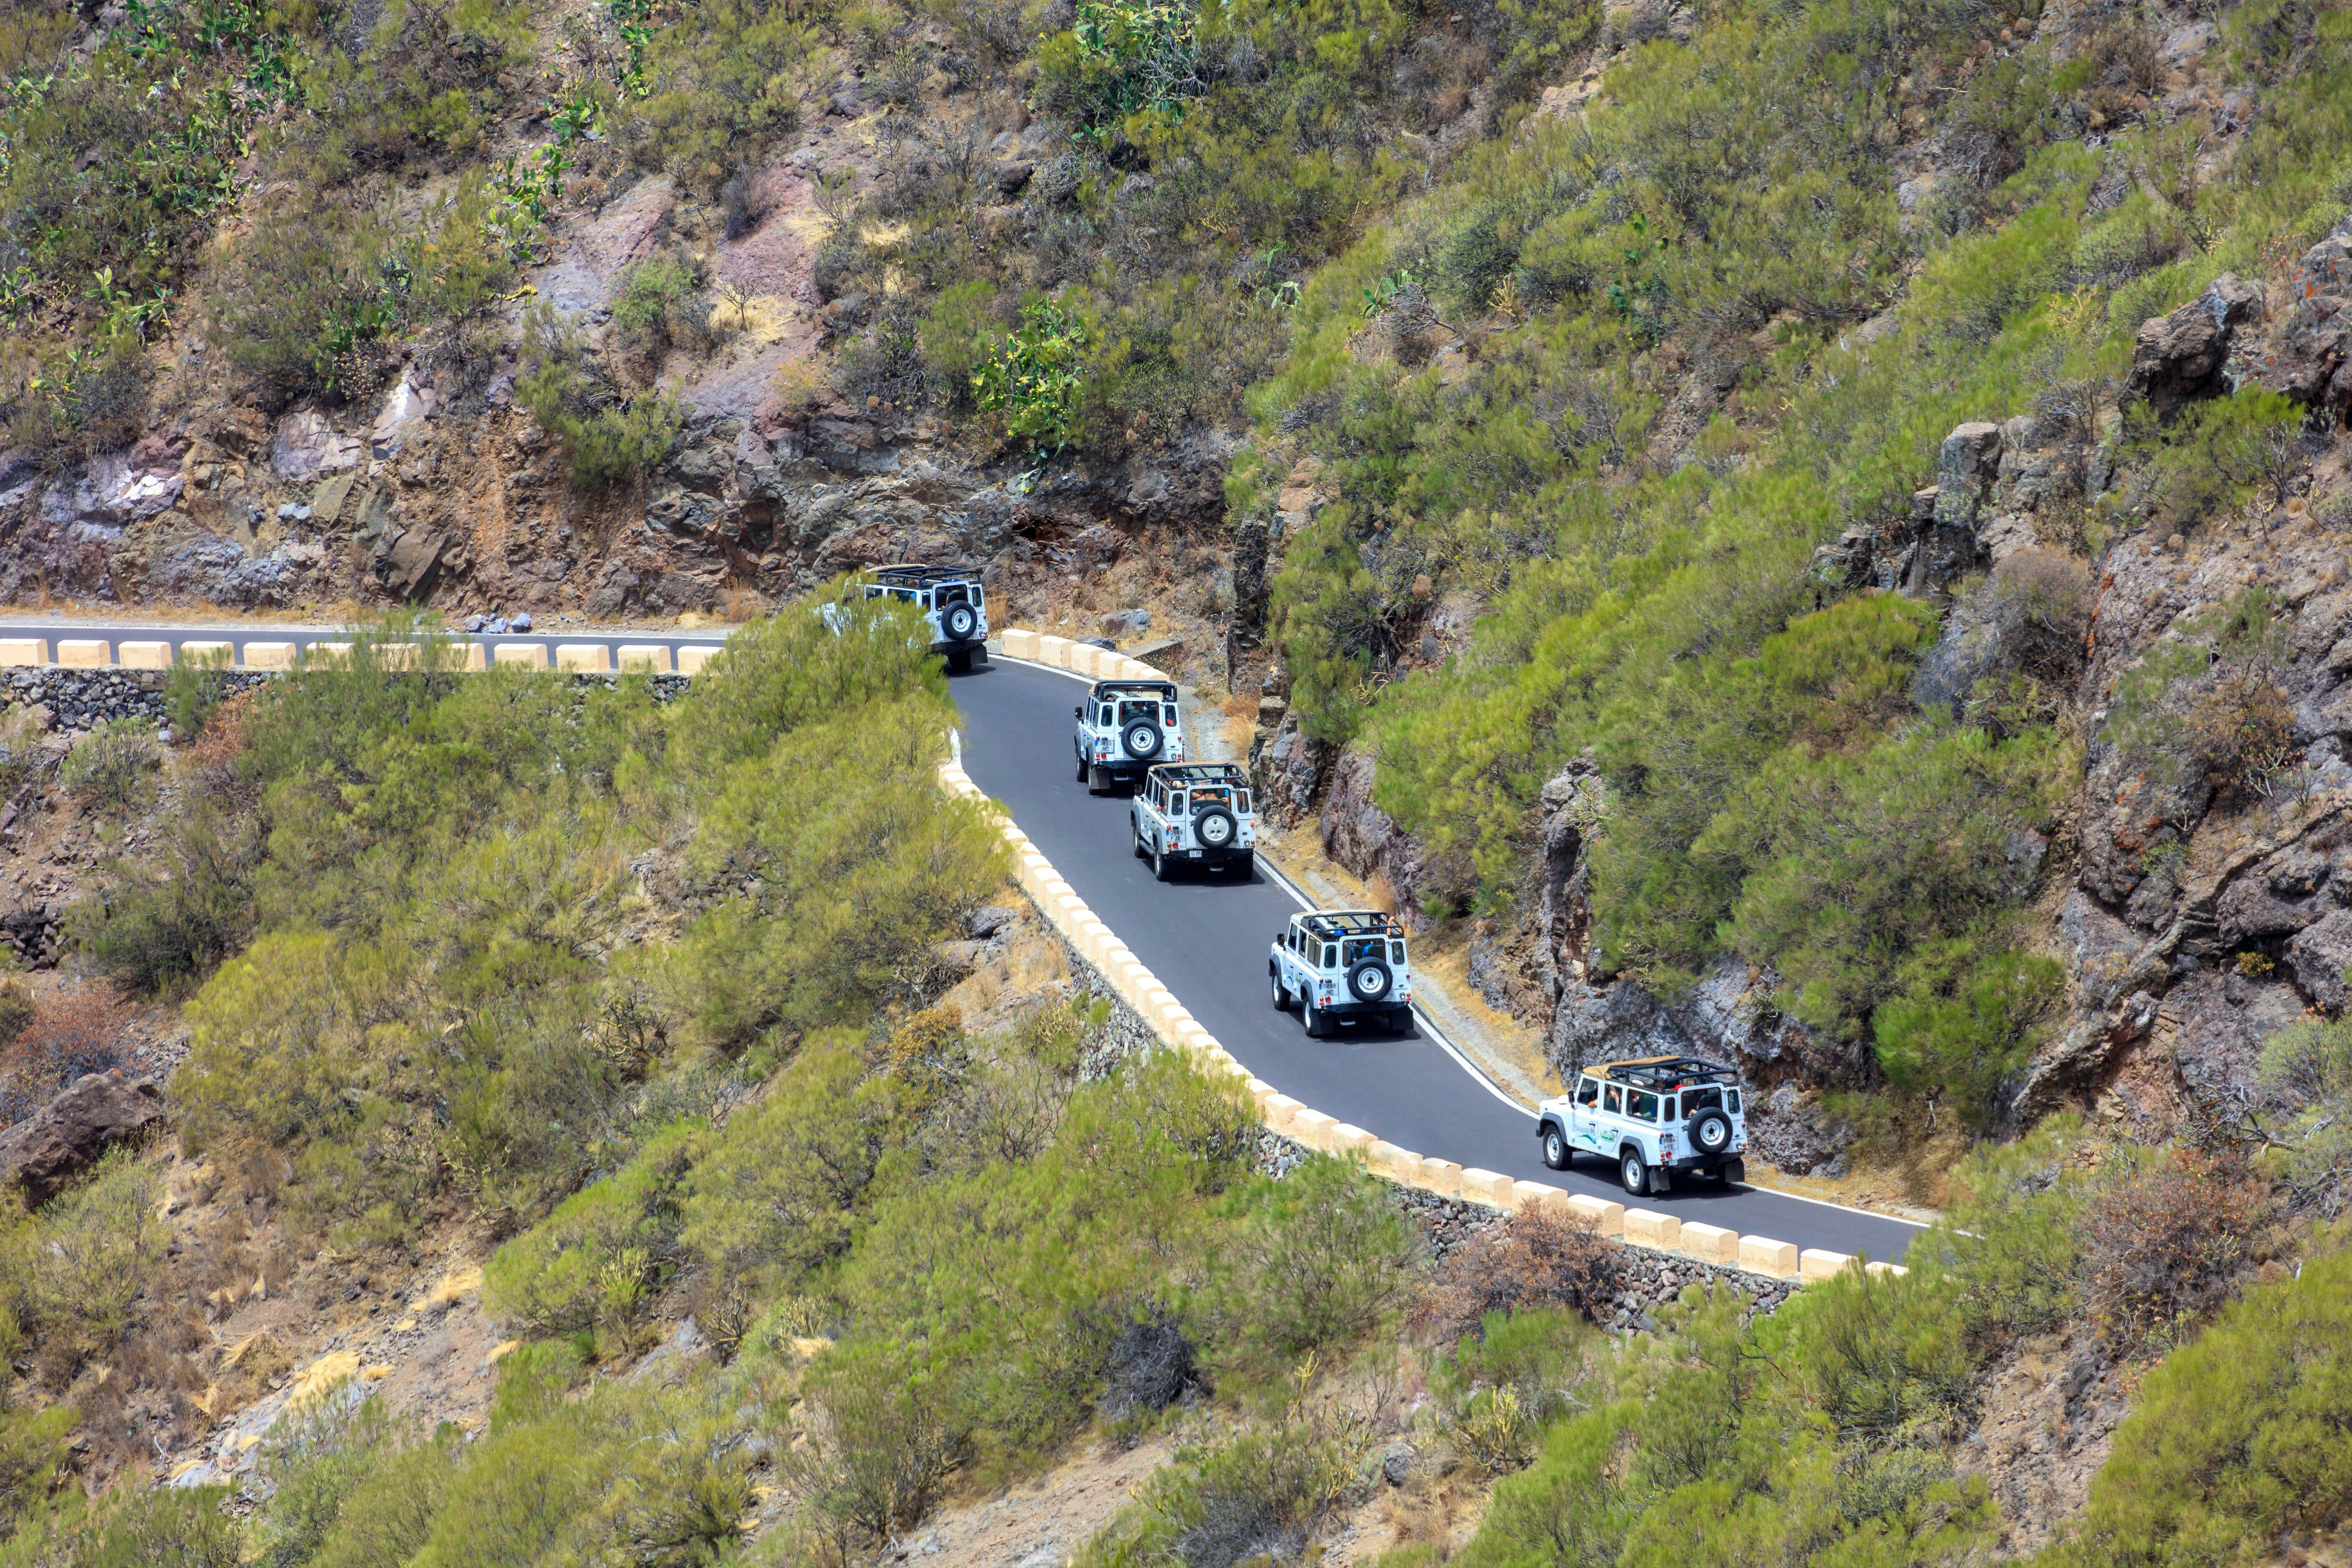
1340, 937, 1391, 965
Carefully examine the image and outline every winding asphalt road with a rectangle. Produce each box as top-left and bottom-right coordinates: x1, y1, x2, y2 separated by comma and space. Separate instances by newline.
951, 654, 1926, 1263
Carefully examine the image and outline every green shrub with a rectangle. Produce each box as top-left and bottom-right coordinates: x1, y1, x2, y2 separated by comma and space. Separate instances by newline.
610, 254, 705, 351
787, 1338, 969, 1539
1074, 1418, 1378, 1568
0, 1150, 167, 1361
1208, 1155, 1423, 1376
0, 1484, 242, 1568
1872, 950, 2064, 1129
2057, 1243, 2352, 1566
974, 298, 1089, 457
516, 304, 684, 488
58, 719, 159, 810
675, 1040, 903, 1283
484, 1120, 706, 1338
74, 800, 261, 996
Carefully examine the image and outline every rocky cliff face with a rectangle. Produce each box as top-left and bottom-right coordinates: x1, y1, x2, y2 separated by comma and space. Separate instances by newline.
1293, 219, 2352, 1169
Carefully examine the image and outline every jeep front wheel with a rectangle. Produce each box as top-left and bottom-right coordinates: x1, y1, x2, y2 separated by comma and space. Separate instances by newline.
1619, 1148, 1647, 1196
1543, 1126, 1570, 1171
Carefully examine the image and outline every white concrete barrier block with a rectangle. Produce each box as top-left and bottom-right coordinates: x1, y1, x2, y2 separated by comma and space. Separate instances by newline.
118, 640, 170, 670
1035, 635, 1073, 668
1001, 628, 1040, 659
1261, 1095, 1303, 1132
1509, 1180, 1569, 1215
242, 641, 296, 670
1129, 664, 1170, 682
1739, 1235, 1801, 1277
1457, 1168, 1513, 1208
556, 643, 611, 672
1414, 1157, 1464, 1198
1366, 1141, 1418, 1180
1679, 1220, 1740, 1265
617, 644, 673, 673
1291, 1109, 1336, 1148
493, 642, 547, 669
1623, 1209, 1681, 1251
0, 640, 43, 667
457, 642, 488, 671
1800, 1248, 1858, 1283
1864, 1260, 1909, 1279
307, 642, 354, 666
677, 644, 721, 675
378, 641, 421, 670
56, 640, 109, 668
176, 641, 234, 666
1564, 1194, 1625, 1236
1326, 1123, 1375, 1156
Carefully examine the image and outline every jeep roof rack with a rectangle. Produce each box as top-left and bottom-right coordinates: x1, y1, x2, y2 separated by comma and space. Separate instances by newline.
1148, 762, 1246, 784
1589, 1056, 1737, 1089
1298, 910, 1405, 939
869, 563, 979, 585
1089, 680, 1178, 698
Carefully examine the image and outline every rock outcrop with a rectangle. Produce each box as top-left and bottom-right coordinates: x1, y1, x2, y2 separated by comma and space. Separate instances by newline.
0, 1071, 165, 1204
2129, 272, 2264, 414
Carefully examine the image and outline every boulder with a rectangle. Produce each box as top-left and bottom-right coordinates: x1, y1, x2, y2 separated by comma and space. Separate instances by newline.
2129, 273, 2264, 414
1745, 1084, 1851, 1178
0, 1071, 165, 1205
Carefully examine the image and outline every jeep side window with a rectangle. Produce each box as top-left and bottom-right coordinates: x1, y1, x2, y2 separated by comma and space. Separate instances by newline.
1237, 791, 1252, 814
1602, 1084, 1622, 1116
1726, 1089, 1742, 1115
1321, 944, 1335, 968
1170, 791, 1187, 815
1163, 705, 1177, 725
1574, 1077, 1599, 1109
1627, 1090, 1660, 1121
1390, 941, 1406, 963
1663, 1096, 1678, 1121
1099, 706, 1113, 725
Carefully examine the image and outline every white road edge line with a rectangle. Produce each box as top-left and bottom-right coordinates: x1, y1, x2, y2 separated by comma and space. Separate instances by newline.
977, 648, 1932, 1233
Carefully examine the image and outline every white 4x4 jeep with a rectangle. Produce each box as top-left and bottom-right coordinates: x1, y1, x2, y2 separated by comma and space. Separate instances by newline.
1270, 910, 1413, 1037
1132, 762, 1256, 880
1537, 1056, 1749, 1198
1074, 680, 1184, 793
861, 563, 990, 671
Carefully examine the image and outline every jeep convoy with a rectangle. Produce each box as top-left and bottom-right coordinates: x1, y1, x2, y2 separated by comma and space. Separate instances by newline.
1132, 762, 1256, 879
1270, 910, 1413, 1037
1073, 679, 1185, 792
1537, 1056, 1750, 1196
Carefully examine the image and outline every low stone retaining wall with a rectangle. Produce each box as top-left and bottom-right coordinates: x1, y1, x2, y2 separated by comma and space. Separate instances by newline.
0, 667, 273, 730
951, 632, 1909, 1291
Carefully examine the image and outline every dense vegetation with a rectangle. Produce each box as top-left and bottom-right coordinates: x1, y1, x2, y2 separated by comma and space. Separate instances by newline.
1235, 0, 2352, 1110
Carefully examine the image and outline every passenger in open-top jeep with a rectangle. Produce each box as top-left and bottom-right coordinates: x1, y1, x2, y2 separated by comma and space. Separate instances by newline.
854, 563, 991, 671
1131, 762, 1256, 880
1073, 680, 1184, 793
1269, 910, 1413, 1037
1536, 1055, 1750, 1197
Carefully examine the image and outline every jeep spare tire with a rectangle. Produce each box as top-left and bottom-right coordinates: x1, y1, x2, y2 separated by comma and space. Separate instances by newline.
1347, 959, 1392, 1003
1124, 721, 1162, 759
1195, 808, 1236, 848
1686, 1107, 1733, 1158
942, 602, 978, 641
